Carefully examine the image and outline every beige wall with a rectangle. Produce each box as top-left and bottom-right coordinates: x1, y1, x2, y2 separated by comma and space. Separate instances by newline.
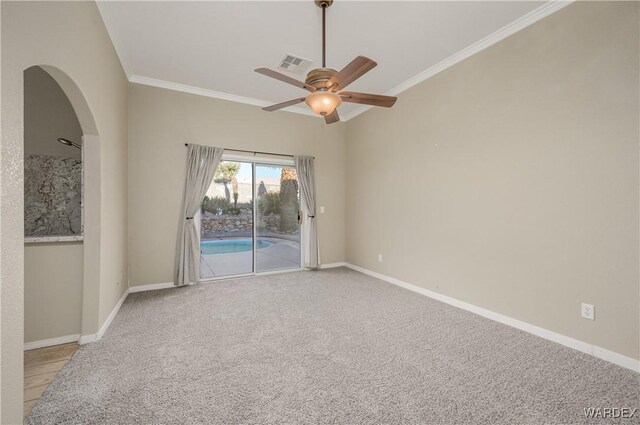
24, 243, 83, 342
1, 2, 128, 421
346, 1, 639, 361
128, 84, 346, 286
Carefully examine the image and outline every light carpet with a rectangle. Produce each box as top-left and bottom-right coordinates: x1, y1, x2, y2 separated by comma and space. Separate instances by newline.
26, 268, 639, 424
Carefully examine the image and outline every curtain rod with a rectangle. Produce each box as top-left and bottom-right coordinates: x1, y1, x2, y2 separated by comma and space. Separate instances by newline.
184, 143, 314, 159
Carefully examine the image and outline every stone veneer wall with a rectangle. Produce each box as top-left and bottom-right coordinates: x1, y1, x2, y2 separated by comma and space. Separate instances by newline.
24, 154, 82, 236
201, 209, 283, 235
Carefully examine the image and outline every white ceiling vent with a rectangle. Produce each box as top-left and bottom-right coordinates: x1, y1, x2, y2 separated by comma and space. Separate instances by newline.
278, 54, 312, 75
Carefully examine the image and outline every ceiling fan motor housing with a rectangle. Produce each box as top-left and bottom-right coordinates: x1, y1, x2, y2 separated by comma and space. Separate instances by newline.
305, 68, 337, 90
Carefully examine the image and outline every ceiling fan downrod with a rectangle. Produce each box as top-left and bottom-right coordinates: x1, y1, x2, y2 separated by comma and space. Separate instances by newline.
315, 0, 333, 68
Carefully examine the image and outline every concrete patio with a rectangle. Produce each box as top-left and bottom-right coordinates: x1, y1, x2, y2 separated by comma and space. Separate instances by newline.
200, 237, 301, 279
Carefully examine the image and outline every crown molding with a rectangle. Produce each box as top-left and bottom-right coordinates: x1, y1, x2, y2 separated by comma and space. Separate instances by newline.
340, 0, 573, 122
101, 0, 572, 122
96, 1, 133, 79
129, 75, 318, 118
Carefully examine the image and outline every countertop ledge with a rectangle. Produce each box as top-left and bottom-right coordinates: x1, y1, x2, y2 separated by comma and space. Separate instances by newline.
25, 235, 83, 243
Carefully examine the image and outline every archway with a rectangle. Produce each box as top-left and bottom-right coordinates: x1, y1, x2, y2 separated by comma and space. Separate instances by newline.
23, 65, 101, 345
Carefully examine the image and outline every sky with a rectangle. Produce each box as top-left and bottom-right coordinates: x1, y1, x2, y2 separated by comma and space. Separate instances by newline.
231, 161, 285, 183
206, 161, 292, 199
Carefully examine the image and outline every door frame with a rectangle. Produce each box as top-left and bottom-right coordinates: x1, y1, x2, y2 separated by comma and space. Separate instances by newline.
198, 153, 304, 282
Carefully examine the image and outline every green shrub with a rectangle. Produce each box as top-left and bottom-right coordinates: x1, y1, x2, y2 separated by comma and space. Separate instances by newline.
259, 192, 280, 215
202, 196, 229, 214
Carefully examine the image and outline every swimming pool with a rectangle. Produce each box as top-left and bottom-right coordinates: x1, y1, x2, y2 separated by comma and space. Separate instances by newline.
200, 239, 272, 255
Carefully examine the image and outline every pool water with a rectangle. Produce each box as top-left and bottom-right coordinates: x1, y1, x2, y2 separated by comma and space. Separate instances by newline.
200, 239, 272, 255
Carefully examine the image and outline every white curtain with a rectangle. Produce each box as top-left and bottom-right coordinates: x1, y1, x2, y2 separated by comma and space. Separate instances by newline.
175, 144, 224, 286
295, 155, 320, 269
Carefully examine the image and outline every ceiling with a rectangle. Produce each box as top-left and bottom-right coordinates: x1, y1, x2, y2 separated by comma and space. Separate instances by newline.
98, 1, 564, 121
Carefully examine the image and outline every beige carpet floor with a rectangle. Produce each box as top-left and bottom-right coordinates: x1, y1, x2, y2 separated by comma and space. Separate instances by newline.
26, 268, 639, 424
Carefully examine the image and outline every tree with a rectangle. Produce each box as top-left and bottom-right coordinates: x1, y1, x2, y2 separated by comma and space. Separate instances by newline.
279, 167, 299, 232
214, 162, 240, 204
257, 181, 267, 198
232, 179, 239, 207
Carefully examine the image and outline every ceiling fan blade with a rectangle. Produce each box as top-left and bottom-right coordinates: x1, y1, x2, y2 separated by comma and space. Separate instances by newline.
339, 91, 397, 108
263, 97, 307, 112
324, 108, 340, 124
326, 56, 377, 91
255, 68, 316, 92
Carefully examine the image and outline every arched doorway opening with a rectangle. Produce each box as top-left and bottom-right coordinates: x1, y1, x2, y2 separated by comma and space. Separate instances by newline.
22, 65, 101, 351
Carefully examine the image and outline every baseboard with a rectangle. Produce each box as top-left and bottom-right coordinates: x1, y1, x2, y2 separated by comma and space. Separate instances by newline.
78, 333, 97, 345
129, 281, 175, 293
320, 262, 347, 269
344, 263, 640, 373
74, 265, 639, 372
24, 334, 81, 351
79, 287, 130, 345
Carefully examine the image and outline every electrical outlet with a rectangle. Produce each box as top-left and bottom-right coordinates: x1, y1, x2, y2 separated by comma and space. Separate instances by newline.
581, 303, 595, 320
378, 254, 383, 263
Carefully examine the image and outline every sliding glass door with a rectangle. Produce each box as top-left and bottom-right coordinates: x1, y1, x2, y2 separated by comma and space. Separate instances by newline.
255, 164, 301, 273
200, 158, 301, 280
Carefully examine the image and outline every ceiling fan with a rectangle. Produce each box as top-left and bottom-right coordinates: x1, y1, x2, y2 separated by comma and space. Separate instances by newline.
255, 0, 397, 124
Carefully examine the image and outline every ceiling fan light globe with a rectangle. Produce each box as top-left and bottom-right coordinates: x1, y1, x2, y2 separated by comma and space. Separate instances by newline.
305, 91, 342, 117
